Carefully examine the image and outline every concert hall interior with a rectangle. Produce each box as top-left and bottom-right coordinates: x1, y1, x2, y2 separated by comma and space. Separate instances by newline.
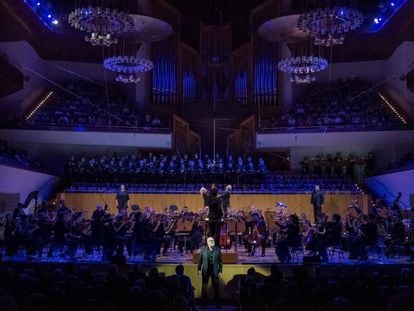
1, 0, 414, 310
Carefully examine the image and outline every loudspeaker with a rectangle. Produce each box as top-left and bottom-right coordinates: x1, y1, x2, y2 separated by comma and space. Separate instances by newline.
192, 251, 239, 264
303, 255, 321, 264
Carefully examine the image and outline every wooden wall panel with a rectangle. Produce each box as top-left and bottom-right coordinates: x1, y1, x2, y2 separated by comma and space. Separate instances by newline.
59, 193, 368, 220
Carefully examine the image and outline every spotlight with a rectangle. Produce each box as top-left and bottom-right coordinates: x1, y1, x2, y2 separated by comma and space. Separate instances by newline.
374, 18, 379, 24
52, 19, 58, 25
390, 2, 395, 7
36, 2, 40, 6
47, 14, 52, 18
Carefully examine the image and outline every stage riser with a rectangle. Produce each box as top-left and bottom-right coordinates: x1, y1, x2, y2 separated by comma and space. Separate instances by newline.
59, 193, 368, 220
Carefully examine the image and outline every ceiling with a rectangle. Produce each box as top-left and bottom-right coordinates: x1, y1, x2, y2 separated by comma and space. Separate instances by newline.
0, 0, 414, 63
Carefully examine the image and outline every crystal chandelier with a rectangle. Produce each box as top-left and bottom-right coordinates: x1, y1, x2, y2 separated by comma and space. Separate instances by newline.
84, 33, 118, 47
68, 6, 134, 47
278, 55, 328, 84
103, 56, 153, 84
298, 6, 363, 47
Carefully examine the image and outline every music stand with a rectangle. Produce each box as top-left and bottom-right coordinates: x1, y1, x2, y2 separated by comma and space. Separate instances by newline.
176, 220, 193, 254
227, 218, 245, 252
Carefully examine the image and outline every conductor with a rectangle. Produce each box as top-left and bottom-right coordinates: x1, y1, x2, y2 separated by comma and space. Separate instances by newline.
200, 184, 223, 244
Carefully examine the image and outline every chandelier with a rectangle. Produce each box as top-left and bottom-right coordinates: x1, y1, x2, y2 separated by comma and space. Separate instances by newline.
298, 6, 363, 47
84, 33, 118, 47
278, 55, 328, 84
68, 7, 134, 46
103, 56, 153, 84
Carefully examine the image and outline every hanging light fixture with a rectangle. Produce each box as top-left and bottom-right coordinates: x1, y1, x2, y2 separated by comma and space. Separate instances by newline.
68, 6, 134, 47
103, 55, 153, 84
84, 33, 118, 47
298, 2, 364, 47
258, 14, 327, 84
278, 55, 328, 83
278, 39, 328, 84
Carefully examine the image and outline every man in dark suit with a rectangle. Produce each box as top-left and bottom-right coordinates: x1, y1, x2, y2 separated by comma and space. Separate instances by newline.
200, 184, 223, 244
198, 236, 223, 303
115, 184, 129, 214
310, 185, 324, 224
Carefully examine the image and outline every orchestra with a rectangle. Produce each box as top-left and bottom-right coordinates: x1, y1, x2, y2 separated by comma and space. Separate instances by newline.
1, 190, 414, 264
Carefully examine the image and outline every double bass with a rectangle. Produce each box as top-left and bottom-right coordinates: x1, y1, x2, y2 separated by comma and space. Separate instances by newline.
220, 219, 231, 249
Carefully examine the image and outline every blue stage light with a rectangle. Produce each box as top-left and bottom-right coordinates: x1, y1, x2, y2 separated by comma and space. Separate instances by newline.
36, 2, 40, 6
52, 19, 58, 25
47, 14, 52, 18
368, 0, 407, 33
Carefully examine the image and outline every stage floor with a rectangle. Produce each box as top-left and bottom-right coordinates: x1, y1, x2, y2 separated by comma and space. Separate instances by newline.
1, 245, 413, 266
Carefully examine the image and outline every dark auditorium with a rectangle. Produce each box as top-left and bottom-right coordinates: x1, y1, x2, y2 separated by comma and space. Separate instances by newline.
2, 0, 414, 310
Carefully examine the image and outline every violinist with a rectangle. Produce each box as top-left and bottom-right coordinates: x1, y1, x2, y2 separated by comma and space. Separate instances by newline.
305, 213, 327, 255
152, 213, 166, 257
275, 214, 301, 263
161, 213, 175, 256
91, 204, 107, 240
348, 214, 377, 261
191, 215, 204, 251
404, 217, 414, 262
256, 213, 268, 257
114, 210, 132, 257
316, 214, 342, 262
385, 215, 406, 258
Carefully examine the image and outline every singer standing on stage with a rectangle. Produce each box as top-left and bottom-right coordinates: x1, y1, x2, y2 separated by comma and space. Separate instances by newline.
310, 185, 324, 224
219, 185, 232, 217
115, 184, 130, 214
200, 184, 223, 244
198, 236, 223, 303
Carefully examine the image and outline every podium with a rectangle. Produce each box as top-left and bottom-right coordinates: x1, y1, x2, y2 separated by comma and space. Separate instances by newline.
192, 250, 239, 264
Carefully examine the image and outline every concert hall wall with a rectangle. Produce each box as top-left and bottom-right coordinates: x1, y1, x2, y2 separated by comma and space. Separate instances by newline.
0, 164, 58, 208
365, 168, 414, 209
385, 41, 414, 120
59, 193, 368, 220
0, 41, 45, 120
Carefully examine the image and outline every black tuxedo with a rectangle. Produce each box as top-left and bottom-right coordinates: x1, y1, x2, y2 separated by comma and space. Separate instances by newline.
198, 246, 223, 300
